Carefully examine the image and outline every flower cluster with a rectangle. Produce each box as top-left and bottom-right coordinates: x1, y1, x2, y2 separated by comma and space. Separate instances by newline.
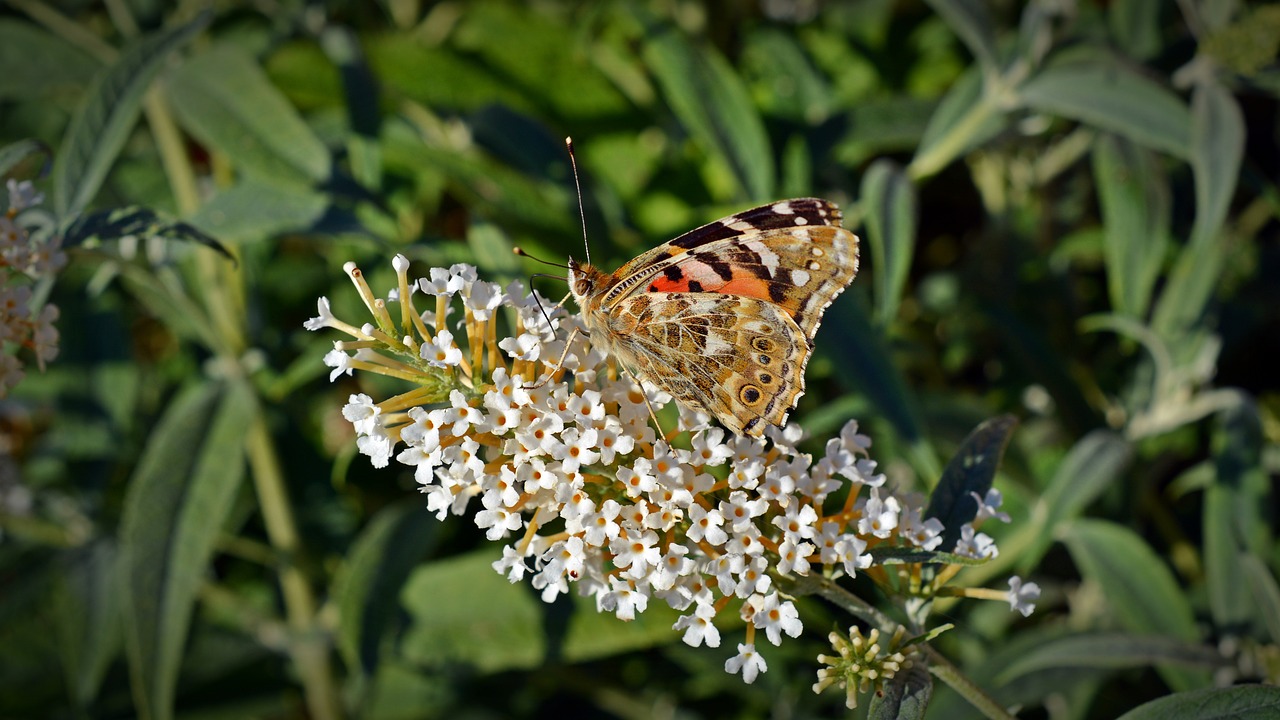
0, 179, 64, 397
307, 257, 1039, 695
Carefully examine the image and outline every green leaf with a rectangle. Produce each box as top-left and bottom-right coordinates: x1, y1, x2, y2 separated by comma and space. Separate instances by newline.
1018, 47, 1192, 159
0, 138, 50, 180
1205, 400, 1269, 633
911, 65, 1005, 179
1241, 554, 1280, 645
0, 19, 97, 100
1020, 430, 1132, 572
188, 178, 329, 245
1109, 0, 1164, 60
924, 415, 1018, 551
923, 0, 999, 73
401, 550, 682, 673
1152, 78, 1245, 339
868, 660, 932, 720
65, 205, 232, 260
645, 29, 774, 201
1116, 685, 1280, 720
868, 546, 988, 566
118, 380, 257, 720
52, 12, 210, 221
52, 541, 122, 709
860, 159, 917, 327
1063, 519, 1210, 692
999, 633, 1228, 684
166, 44, 330, 184
401, 550, 547, 673
1092, 134, 1169, 319
335, 503, 441, 677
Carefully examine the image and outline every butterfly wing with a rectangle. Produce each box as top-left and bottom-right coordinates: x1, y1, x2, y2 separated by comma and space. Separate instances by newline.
603, 292, 811, 436
585, 197, 858, 436
600, 199, 858, 343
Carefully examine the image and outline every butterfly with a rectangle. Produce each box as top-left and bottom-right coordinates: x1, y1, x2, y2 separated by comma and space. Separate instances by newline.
567, 198, 859, 437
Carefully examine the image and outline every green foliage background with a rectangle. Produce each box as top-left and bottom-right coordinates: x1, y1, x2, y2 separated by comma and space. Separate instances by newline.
1, 0, 1278, 718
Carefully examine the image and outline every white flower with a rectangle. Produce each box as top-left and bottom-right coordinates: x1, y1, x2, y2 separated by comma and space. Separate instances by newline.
900, 505, 944, 550
1007, 576, 1041, 616
6, 179, 44, 212
857, 487, 900, 538
750, 592, 803, 645
600, 576, 648, 621
493, 545, 529, 583
342, 394, 381, 435
304, 297, 336, 331
971, 489, 1012, 523
725, 643, 767, 683
323, 347, 354, 381
673, 601, 721, 648
955, 524, 998, 560
422, 330, 462, 367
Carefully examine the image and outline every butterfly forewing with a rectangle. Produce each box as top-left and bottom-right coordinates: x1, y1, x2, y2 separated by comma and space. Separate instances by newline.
570, 197, 860, 437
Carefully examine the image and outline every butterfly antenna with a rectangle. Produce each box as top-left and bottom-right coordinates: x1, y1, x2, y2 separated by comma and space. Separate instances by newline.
565, 136, 591, 266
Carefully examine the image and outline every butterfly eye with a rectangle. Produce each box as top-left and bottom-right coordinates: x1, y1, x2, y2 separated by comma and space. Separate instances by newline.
738, 385, 762, 405
751, 337, 775, 353
757, 372, 774, 386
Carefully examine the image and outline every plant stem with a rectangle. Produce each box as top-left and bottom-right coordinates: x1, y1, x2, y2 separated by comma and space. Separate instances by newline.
923, 645, 1017, 720
246, 416, 344, 720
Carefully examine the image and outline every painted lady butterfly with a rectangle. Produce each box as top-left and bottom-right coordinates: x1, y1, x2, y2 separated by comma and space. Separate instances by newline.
568, 198, 859, 437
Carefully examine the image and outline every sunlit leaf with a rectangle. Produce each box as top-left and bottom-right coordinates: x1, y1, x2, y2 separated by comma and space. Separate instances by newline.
166, 44, 330, 184
118, 380, 256, 720
1019, 46, 1191, 158
52, 12, 210, 221
645, 29, 774, 201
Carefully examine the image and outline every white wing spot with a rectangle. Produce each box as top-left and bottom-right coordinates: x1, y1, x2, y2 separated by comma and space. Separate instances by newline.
808, 261, 820, 270
791, 269, 811, 286
811, 247, 824, 257
744, 239, 780, 275
793, 216, 808, 225
771, 202, 795, 215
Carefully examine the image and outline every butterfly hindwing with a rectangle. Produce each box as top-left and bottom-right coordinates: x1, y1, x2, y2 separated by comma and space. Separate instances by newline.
604, 293, 810, 436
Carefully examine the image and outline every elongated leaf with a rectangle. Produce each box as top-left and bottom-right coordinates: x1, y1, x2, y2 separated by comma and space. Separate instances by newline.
1117, 685, 1280, 720
925, 415, 1018, 552
924, 0, 999, 72
823, 295, 926, 448
999, 633, 1227, 683
911, 65, 1005, 179
53, 12, 210, 221
861, 160, 917, 326
868, 660, 932, 720
65, 205, 231, 259
188, 178, 329, 245
119, 380, 257, 720
1019, 47, 1191, 159
1063, 519, 1210, 691
166, 44, 330, 184
1092, 134, 1169, 319
401, 550, 682, 673
1152, 78, 1245, 339
0, 19, 98, 100
1020, 430, 1131, 572
52, 541, 121, 709
401, 550, 547, 673
645, 30, 774, 201
0, 138, 50, 180
1205, 400, 1268, 633
868, 547, 987, 566
335, 503, 441, 676
1241, 554, 1280, 644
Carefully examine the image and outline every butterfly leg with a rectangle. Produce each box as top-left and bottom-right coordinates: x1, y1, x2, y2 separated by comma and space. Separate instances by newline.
522, 326, 579, 390
612, 362, 671, 442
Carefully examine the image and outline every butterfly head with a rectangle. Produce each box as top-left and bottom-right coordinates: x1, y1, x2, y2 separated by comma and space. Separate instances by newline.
566, 257, 598, 303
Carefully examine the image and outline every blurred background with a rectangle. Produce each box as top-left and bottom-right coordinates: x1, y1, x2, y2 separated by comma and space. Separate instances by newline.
0, 0, 1277, 718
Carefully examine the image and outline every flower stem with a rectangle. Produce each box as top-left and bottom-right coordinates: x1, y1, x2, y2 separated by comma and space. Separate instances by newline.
245, 416, 344, 720
923, 645, 1017, 720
